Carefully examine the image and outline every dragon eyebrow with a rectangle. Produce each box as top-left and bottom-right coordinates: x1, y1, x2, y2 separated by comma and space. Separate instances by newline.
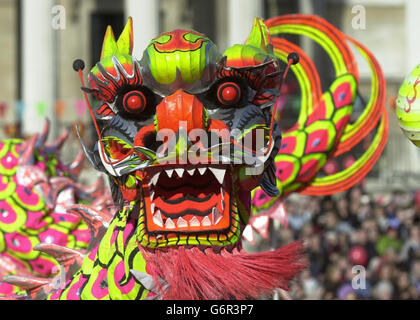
85, 57, 143, 103
217, 56, 283, 91
74, 59, 135, 167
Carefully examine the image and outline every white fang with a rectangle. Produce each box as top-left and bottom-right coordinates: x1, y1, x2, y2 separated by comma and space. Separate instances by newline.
212, 207, 223, 225
209, 167, 226, 184
175, 168, 184, 178
202, 216, 211, 227
189, 216, 200, 227
153, 211, 163, 227
150, 172, 160, 185
166, 169, 174, 178
165, 218, 175, 229
177, 217, 188, 228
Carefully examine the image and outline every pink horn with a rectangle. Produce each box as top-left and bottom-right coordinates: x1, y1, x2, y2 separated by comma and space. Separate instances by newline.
36, 119, 50, 146
18, 134, 38, 166
82, 175, 105, 197
68, 150, 85, 177
45, 129, 69, 153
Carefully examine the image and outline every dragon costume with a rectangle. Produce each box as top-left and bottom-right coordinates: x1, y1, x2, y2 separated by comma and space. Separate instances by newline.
0, 14, 387, 300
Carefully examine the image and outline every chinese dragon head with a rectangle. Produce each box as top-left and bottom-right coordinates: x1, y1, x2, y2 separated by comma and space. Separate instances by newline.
84, 17, 286, 248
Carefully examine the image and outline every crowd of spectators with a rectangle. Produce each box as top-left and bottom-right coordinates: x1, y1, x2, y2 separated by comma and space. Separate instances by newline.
274, 185, 420, 300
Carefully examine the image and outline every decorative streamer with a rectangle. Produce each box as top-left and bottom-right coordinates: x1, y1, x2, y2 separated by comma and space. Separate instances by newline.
0, 103, 7, 118
16, 101, 25, 121
75, 100, 87, 117
36, 102, 47, 118
54, 101, 66, 120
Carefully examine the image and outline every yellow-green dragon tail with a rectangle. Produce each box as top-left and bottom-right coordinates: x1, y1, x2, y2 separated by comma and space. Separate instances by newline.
252, 14, 388, 212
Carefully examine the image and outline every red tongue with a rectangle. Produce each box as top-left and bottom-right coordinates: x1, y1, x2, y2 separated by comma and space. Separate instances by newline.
156, 187, 213, 202
154, 192, 219, 215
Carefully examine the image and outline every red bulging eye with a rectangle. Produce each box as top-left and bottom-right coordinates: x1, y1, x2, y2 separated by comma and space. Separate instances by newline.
123, 90, 146, 114
217, 82, 241, 106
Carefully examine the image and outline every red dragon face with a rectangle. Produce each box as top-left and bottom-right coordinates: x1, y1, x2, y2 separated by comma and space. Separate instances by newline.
79, 18, 287, 248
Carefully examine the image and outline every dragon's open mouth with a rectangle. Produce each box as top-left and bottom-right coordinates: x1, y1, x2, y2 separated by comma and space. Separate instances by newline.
143, 165, 231, 232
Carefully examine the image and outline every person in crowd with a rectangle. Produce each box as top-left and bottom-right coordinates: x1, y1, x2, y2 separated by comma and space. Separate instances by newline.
275, 185, 420, 299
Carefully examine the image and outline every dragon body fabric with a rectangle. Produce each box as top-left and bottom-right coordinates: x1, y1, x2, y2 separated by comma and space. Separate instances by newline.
0, 14, 387, 300
0, 125, 114, 298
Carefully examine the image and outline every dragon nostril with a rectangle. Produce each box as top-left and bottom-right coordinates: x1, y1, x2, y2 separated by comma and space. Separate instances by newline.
142, 130, 162, 152
134, 123, 162, 158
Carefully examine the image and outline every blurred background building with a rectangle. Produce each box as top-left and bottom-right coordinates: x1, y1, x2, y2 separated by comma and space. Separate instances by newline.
0, 0, 419, 189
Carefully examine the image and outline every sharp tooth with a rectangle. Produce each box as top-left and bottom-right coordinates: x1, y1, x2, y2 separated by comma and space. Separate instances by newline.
209, 167, 226, 184
220, 187, 225, 211
187, 168, 195, 176
175, 168, 184, 177
212, 207, 223, 225
153, 210, 163, 227
150, 190, 155, 201
177, 217, 188, 228
165, 218, 175, 229
166, 169, 174, 178
198, 167, 206, 175
151, 203, 155, 214
189, 216, 200, 227
150, 172, 160, 185
202, 216, 211, 227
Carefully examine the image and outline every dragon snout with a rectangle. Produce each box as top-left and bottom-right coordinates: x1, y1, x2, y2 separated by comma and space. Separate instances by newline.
155, 90, 208, 133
